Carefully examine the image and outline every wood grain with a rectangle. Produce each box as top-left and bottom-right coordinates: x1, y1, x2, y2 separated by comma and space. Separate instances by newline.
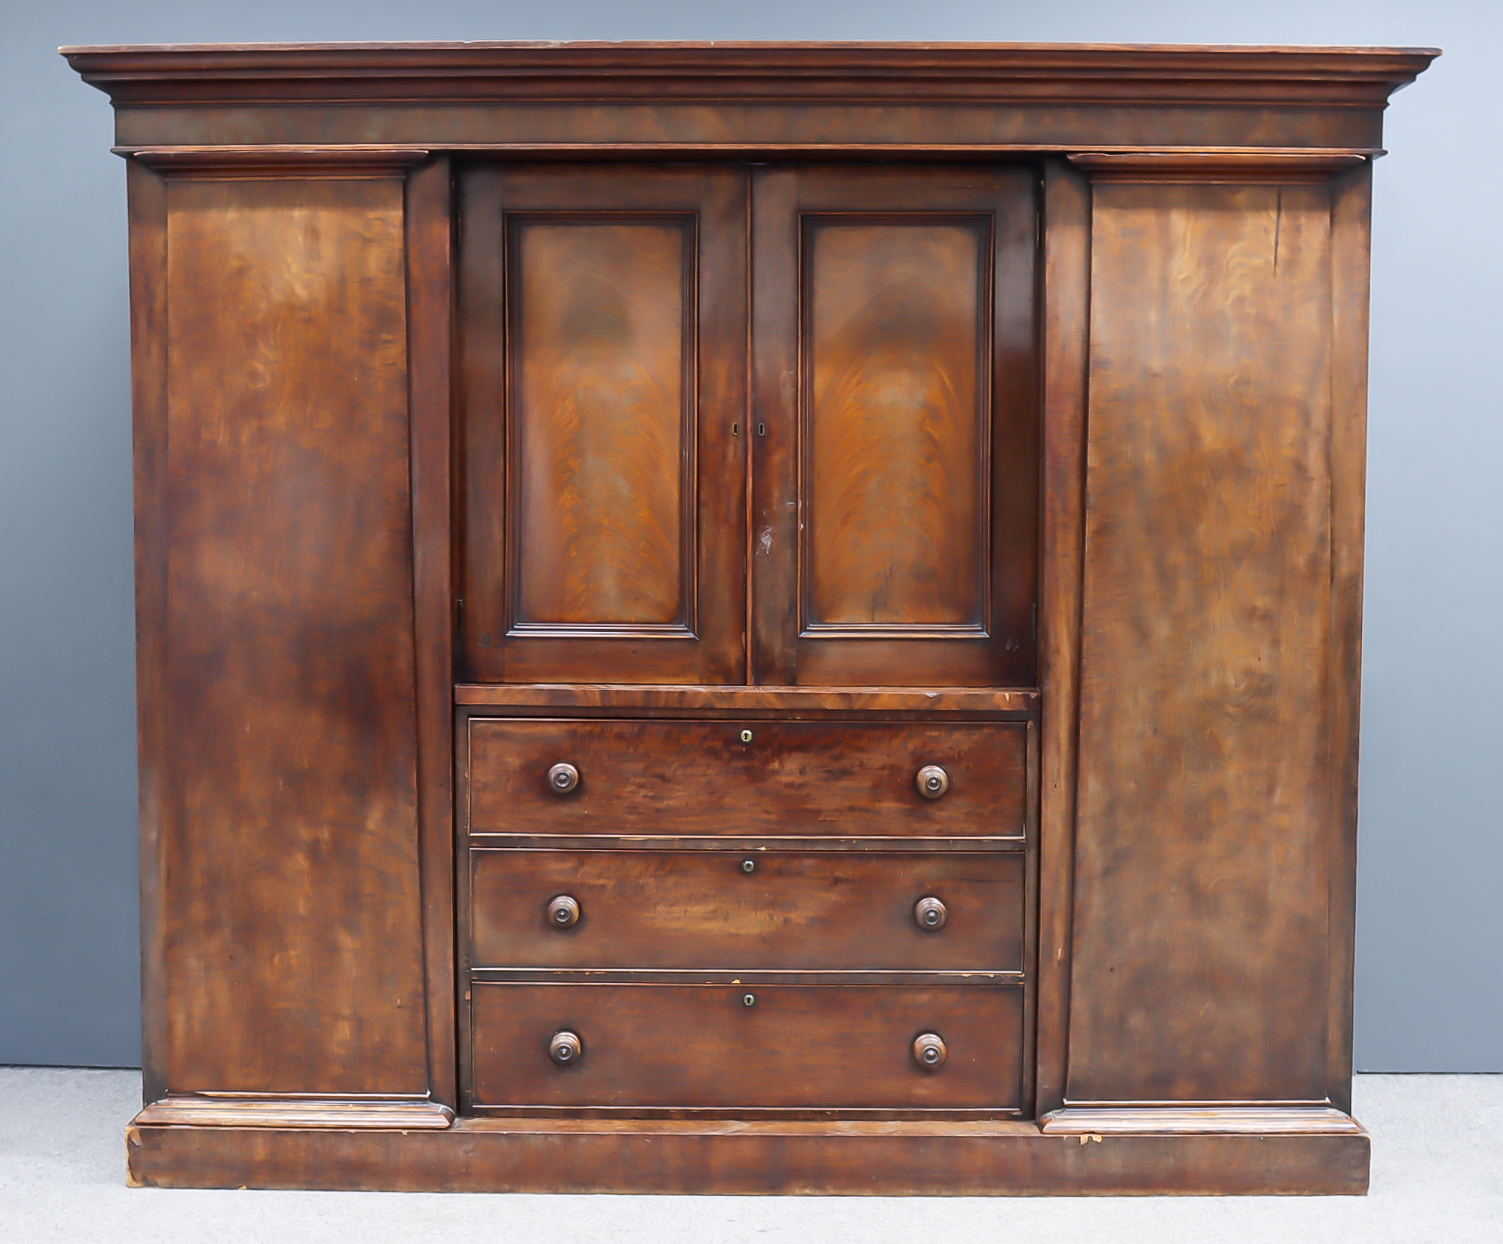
466, 718, 1028, 838
806, 220, 985, 629
135, 1096, 454, 1129
460, 164, 746, 684
1067, 181, 1336, 1105
162, 175, 428, 1096
751, 165, 1038, 686
512, 218, 690, 629
405, 157, 458, 1108
123, 1117, 1372, 1194
1033, 159, 1091, 1117
471, 982, 1024, 1110
454, 683, 1037, 713
1040, 1104, 1362, 1135
470, 850, 1025, 971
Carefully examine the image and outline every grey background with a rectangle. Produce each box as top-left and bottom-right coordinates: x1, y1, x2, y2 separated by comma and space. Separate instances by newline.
1, 0, 1495, 1073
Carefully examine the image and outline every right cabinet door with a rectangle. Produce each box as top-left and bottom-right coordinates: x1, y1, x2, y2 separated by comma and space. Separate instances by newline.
751, 165, 1039, 687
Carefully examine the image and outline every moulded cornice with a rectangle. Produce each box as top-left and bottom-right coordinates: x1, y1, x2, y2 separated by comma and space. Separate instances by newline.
62, 41, 1439, 109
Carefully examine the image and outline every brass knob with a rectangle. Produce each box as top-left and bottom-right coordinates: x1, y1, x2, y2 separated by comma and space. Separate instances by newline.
914, 896, 948, 930
916, 765, 950, 799
548, 1030, 582, 1066
547, 762, 579, 794
546, 895, 580, 928
913, 1032, 948, 1070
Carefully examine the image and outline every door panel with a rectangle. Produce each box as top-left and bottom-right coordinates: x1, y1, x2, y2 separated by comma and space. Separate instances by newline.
752, 166, 1039, 686
460, 165, 747, 683
512, 219, 691, 631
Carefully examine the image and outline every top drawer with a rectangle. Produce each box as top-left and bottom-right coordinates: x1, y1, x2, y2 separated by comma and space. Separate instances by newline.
466, 718, 1028, 838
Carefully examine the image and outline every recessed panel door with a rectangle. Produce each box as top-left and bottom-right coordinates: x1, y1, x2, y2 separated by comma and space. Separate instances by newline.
460, 165, 748, 683
751, 166, 1039, 686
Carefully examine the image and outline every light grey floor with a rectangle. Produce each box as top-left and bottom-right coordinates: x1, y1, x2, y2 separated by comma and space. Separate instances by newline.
2, 1069, 1499, 1243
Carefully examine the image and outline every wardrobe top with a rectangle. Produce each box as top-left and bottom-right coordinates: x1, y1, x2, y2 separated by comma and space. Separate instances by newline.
63, 42, 1437, 108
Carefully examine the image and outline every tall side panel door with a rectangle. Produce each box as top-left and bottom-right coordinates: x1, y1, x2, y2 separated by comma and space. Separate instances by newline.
460, 164, 748, 685
751, 165, 1039, 688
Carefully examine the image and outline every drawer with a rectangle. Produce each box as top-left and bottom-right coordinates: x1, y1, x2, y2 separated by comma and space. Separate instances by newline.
470, 849, 1024, 971
471, 983, 1023, 1110
466, 718, 1028, 838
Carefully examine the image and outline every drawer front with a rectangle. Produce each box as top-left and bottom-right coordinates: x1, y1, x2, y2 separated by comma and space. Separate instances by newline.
471, 983, 1023, 1109
470, 849, 1024, 971
467, 719, 1028, 837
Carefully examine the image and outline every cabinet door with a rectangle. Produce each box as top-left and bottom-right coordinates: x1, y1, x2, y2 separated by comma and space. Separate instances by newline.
751, 166, 1039, 687
460, 165, 747, 683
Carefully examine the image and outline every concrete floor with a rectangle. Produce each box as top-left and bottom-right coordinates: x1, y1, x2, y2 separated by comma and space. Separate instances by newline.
1, 1069, 1499, 1242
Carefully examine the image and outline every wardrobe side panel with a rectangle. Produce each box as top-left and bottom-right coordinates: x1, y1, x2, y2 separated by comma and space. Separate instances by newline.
159, 176, 429, 1095
1067, 182, 1336, 1103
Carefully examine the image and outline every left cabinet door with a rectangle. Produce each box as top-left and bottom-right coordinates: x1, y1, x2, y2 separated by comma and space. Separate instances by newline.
459, 164, 749, 684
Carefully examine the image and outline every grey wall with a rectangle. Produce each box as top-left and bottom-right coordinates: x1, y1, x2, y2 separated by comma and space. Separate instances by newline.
2, 0, 1497, 1073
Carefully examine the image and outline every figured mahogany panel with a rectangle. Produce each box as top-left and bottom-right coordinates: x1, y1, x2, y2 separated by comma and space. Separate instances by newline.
469, 850, 1026, 972
805, 221, 987, 631
466, 718, 1029, 839
511, 219, 691, 630
460, 165, 746, 685
752, 166, 1038, 687
471, 983, 1024, 1110
160, 176, 428, 1095
1067, 181, 1336, 1105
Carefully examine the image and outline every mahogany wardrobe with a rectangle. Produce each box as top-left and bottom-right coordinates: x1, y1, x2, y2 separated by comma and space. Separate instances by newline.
65, 41, 1435, 1194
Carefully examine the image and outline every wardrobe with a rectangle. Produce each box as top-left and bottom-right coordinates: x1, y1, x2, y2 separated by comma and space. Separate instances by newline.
65, 40, 1436, 1194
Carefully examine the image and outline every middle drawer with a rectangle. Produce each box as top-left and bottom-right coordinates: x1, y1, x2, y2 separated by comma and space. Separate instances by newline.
470, 849, 1024, 972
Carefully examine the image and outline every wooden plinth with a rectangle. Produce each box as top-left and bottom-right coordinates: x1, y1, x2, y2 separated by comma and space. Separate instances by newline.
125, 1117, 1370, 1195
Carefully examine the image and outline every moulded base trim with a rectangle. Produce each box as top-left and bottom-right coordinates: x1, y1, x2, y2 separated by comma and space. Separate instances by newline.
132, 1095, 455, 1130
1039, 1104, 1365, 1136
123, 1114, 1370, 1194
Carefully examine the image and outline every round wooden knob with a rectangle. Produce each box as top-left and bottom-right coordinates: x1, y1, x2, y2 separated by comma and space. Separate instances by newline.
914, 896, 948, 930
546, 895, 580, 928
915, 765, 950, 799
547, 762, 580, 794
913, 1032, 948, 1070
548, 1030, 582, 1066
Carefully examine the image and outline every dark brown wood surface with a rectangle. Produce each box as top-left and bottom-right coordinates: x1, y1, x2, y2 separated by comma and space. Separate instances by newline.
406, 157, 458, 1108
751, 165, 1039, 686
158, 171, 429, 1095
805, 219, 986, 628
1325, 164, 1374, 1115
510, 218, 691, 627
124, 1119, 1372, 1194
460, 164, 746, 684
68, 43, 1435, 164
471, 983, 1023, 1110
1067, 178, 1337, 1105
1032, 159, 1091, 1118
466, 718, 1028, 837
126, 159, 170, 1105
72, 38, 1435, 1197
470, 850, 1025, 971
454, 684, 1036, 714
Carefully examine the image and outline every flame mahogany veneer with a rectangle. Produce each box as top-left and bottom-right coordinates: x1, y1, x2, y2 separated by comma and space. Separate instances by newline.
66, 40, 1436, 1195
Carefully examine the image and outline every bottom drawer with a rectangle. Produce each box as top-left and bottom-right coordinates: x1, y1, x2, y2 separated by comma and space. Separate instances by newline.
471, 983, 1023, 1111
